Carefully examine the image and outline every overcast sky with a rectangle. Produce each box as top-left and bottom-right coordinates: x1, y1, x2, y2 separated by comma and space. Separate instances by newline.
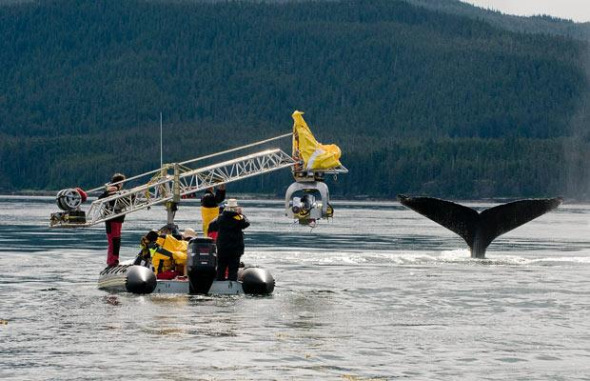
460, 0, 590, 23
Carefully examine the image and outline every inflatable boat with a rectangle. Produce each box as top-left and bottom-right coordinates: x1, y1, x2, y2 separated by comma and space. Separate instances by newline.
98, 238, 275, 296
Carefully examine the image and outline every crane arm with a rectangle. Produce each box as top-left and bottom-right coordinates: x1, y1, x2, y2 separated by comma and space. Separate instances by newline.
51, 148, 296, 227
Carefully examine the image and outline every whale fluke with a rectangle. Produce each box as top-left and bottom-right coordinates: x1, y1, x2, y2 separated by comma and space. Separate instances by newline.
397, 195, 562, 258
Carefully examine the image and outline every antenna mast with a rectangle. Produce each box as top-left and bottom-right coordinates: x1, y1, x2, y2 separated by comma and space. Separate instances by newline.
159, 112, 163, 168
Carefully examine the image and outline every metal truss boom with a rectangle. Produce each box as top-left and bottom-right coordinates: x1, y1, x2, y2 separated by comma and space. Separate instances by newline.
51, 148, 296, 227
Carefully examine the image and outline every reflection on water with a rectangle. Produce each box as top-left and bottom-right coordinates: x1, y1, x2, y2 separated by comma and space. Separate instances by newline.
1, 197, 590, 380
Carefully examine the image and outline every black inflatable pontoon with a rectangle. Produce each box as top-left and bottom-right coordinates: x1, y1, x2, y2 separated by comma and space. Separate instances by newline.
98, 238, 275, 295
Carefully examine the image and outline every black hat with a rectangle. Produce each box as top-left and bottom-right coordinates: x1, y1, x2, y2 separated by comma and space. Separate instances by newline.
145, 230, 159, 242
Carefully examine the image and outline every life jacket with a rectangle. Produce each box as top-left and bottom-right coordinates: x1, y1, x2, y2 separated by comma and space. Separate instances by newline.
151, 235, 188, 276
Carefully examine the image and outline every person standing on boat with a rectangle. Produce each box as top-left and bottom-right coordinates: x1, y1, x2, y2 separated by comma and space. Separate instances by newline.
206, 204, 225, 241
200, 184, 226, 236
216, 198, 249, 281
99, 173, 126, 268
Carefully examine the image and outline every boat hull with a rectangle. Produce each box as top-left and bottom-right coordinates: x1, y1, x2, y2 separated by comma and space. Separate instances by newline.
98, 265, 274, 296
150, 279, 247, 295
98, 265, 157, 294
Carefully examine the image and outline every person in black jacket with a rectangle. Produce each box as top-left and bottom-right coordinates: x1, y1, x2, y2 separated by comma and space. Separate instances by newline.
216, 198, 249, 281
99, 173, 126, 267
206, 204, 225, 241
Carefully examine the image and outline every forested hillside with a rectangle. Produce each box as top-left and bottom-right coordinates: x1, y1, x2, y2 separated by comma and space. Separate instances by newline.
1, 0, 589, 199
407, 0, 590, 41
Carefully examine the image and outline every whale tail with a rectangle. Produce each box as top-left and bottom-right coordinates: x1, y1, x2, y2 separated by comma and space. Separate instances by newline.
397, 195, 562, 258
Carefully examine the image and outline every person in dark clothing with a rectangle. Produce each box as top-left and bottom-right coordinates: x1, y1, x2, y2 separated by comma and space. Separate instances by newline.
134, 230, 159, 267
206, 204, 225, 241
99, 173, 126, 267
216, 198, 249, 281
207, 217, 219, 241
201, 184, 226, 236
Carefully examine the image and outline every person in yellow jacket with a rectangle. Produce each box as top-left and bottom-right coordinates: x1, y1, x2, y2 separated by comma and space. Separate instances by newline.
151, 234, 188, 280
200, 184, 226, 236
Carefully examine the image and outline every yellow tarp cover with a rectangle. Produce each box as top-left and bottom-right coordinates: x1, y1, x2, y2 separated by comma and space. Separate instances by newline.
292, 110, 342, 171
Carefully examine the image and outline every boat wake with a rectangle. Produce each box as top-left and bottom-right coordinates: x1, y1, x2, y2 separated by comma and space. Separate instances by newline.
263, 248, 590, 267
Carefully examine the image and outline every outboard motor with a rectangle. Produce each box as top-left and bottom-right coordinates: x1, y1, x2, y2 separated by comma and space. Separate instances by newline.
187, 237, 217, 294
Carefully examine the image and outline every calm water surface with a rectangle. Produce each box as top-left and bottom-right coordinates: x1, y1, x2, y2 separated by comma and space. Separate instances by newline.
1, 196, 590, 380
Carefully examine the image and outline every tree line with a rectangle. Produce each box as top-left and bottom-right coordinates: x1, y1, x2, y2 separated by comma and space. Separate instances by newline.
0, 0, 588, 199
